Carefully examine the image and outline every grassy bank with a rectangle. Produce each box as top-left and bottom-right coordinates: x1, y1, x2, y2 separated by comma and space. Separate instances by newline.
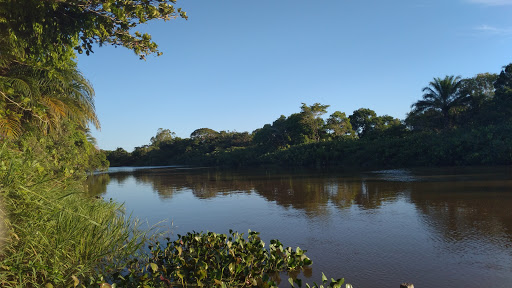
0, 144, 145, 287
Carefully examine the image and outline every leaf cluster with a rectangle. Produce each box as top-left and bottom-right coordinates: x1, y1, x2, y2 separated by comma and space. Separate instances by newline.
0, 0, 187, 68
102, 230, 315, 287
0, 63, 99, 139
289, 272, 351, 288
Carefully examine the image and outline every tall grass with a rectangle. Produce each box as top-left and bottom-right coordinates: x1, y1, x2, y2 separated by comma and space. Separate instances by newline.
0, 145, 146, 287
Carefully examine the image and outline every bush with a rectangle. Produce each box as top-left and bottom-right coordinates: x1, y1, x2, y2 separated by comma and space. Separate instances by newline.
0, 144, 145, 287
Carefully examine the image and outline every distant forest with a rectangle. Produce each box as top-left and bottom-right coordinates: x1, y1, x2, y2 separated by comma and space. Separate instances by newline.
107, 63, 512, 169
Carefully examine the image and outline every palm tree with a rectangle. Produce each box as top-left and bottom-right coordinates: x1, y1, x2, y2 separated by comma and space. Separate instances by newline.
0, 62, 99, 139
411, 75, 467, 129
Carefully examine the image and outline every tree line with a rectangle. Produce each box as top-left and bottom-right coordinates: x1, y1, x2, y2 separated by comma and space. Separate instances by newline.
108, 65, 512, 168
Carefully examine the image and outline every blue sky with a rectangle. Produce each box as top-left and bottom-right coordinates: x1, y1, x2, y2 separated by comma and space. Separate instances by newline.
77, 0, 512, 151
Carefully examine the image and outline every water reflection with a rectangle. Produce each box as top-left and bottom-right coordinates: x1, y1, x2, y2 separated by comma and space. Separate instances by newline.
87, 166, 512, 287
88, 168, 512, 231
411, 181, 512, 244
93, 168, 408, 213
87, 167, 512, 238
84, 173, 110, 197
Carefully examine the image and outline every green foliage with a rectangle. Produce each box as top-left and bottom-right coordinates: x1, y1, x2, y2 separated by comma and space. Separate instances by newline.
150, 128, 176, 147
0, 0, 186, 140
459, 73, 497, 110
493, 63, 512, 119
298, 103, 330, 143
410, 75, 467, 129
289, 272, 352, 288
325, 111, 354, 139
348, 108, 377, 138
0, 0, 187, 68
191, 128, 219, 141
107, 147, 133, 167
0, 144, 145, 287
0, 64, 99, 139
253, 117, 289, 150
96, 230, 316, 287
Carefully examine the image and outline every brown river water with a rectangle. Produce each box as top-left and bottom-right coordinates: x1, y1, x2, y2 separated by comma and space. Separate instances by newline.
87, 166, 512, 288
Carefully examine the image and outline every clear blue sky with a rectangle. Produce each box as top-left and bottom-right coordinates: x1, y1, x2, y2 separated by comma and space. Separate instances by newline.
77, 0, 512, 151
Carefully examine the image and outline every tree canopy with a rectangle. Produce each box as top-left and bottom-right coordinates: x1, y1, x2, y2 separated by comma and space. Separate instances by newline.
150, 128, 175, 146
190, 128, 219, 140
411, 75, 466, 129
325, 111, 354, 138
0, 0, 186, 139
0, 0, 187, 68
493, 63, 512, 118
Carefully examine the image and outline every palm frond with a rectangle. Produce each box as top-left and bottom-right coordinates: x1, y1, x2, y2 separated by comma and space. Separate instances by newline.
0, 61, 100, 136
0, 115, 22, 139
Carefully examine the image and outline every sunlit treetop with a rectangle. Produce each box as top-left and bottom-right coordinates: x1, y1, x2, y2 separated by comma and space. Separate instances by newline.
0, 0, 187, 68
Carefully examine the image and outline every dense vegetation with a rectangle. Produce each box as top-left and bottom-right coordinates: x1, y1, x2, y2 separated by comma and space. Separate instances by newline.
108, 68, 512, 169
0, 1, 351, 287
2, 0, 510, 286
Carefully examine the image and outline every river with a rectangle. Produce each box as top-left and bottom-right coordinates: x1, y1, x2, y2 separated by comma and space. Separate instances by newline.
87, 166, 512, 288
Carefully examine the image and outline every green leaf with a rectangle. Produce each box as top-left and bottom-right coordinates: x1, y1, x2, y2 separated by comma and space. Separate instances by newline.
71, 275, 79, 287
321, 273, 328, 283
150, 263, 158, 272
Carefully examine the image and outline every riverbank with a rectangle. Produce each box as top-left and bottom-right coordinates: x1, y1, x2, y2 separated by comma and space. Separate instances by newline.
0, 144, 144, 287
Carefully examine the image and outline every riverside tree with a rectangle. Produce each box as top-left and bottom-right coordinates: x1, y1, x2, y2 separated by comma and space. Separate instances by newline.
0, 0, 187, 138
410, 75, 466, 129
0, 0, 188, 67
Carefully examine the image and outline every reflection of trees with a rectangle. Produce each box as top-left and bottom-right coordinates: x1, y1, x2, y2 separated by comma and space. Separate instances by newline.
129, 168, 254, 200
102, 168, 408, 217
184, 170, 253, 199
410, 178, 512, 243
92, 166, 512, 257
252, 174, 332, 216
109, 172, 131, 185
327, 180, 361, 209
352, 178, 409, 209
133, 173, 184, 200
85, 173, 110, 197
